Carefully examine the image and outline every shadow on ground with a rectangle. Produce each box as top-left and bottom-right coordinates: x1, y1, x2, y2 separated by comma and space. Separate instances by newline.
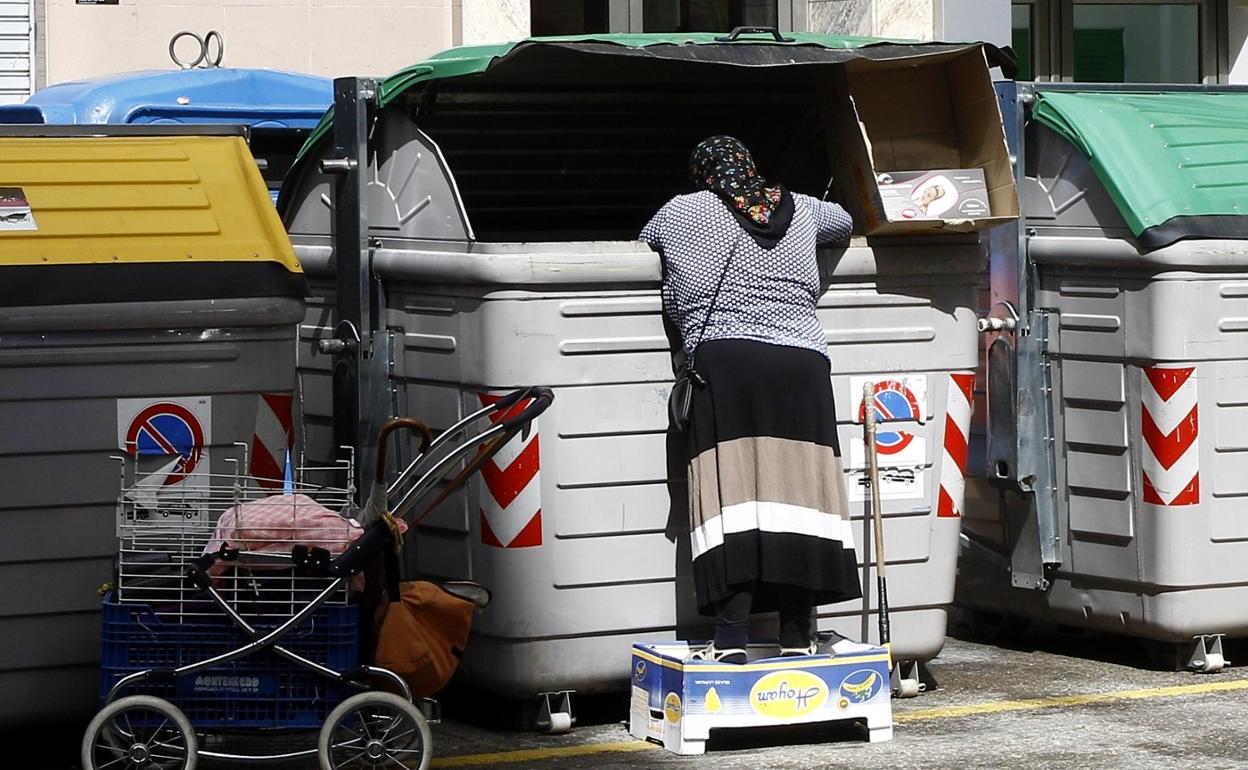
946, 606, 1248, 673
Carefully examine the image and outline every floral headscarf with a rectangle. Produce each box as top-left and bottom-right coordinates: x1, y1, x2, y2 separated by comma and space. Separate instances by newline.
689, 136, 793, 248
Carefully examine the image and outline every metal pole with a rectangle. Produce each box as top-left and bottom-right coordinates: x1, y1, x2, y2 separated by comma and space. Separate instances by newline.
323, 77, 378, 496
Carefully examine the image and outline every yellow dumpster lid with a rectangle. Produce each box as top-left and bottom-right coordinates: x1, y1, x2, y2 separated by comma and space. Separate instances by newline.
0, 134, 300, 272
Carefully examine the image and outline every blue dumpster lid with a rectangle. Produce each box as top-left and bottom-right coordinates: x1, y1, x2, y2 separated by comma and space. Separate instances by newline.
0, 68, 332, 128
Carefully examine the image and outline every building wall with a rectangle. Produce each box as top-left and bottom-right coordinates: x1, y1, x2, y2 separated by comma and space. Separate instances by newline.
462, 0, 528, 45
805, 0, 1010, 47
1230, 1, 1248, 84
0, 0, 35, 103
33, 0, 45, 90
42, 0, 467, 85
37, 0, 1001, 89
934, 0, 1010, 49
36, 1, 1246, 89
806, 0, 932, 38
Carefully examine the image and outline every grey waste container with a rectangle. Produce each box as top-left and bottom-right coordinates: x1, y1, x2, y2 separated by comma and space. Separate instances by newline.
962, 85, 1248, 671
0, 130, 306, 728
281, 34, 1018, 702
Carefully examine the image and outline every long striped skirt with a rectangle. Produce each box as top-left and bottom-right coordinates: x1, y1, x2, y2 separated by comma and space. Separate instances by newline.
686, 339, 861, 616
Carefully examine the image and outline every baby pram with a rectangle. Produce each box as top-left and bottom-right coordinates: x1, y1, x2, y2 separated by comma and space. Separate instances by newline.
81, 387, 553, 770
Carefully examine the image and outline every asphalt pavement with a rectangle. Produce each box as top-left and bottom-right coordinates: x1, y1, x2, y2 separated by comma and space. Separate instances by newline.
426, 615, 1248, 770
31, 613, 1248, 769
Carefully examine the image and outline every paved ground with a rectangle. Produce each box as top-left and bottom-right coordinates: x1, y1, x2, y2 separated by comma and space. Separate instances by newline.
35, 615, 1248, 769
425, 619, 1248, 770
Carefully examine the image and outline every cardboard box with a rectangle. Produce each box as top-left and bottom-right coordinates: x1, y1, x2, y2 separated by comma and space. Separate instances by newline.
823, 47, 1019, 236
628, 642, 893, 755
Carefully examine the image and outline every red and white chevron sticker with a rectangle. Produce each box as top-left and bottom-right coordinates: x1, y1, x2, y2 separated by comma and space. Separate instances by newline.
1141, 365, 1199, 506
478, 392, 543, 548
937, 372, 975, 518
250, 393, 294, 488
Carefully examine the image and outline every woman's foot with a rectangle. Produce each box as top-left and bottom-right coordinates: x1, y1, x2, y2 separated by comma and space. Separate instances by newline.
779, 642, 818, 657
688, 642, 747, 665
778, 602, 813, 653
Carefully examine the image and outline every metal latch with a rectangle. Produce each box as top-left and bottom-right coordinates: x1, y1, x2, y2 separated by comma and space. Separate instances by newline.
319, 157, 358, 174
317, 321, 360, 357
978, 300, 1021, 333
317, 338, 347, 355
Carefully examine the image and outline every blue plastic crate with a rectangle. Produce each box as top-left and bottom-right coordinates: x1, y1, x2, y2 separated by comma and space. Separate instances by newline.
100, 596, 359, 729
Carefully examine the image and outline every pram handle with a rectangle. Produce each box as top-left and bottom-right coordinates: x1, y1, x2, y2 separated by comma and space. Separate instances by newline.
491, 387, 534, 411
375, 417, 433, 484
499, 387, 554, 432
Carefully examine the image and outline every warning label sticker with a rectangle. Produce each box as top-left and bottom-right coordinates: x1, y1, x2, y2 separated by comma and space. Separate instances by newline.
847, 467, 926, 503
0, 188, 36, 231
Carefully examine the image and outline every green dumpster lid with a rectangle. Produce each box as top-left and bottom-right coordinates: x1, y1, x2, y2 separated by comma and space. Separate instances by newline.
376, 33, 926, 108
285, 33, 1012, 201
1033, 91, 1248, 251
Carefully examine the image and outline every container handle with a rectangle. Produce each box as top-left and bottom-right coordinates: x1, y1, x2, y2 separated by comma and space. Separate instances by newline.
715, 26, 795, 43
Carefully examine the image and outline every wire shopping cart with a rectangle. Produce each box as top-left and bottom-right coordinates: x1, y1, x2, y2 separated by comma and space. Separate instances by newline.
81, 387, 553, 770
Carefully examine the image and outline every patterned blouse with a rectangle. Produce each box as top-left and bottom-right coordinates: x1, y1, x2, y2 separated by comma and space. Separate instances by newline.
640, 190, 853, 361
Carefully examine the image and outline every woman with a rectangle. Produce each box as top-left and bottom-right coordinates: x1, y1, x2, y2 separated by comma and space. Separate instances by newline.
640, 136, 862, 664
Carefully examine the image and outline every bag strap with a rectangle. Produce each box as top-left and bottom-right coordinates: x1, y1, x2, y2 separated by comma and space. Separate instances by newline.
382, 529, 402, 603
687, 231, 745, 374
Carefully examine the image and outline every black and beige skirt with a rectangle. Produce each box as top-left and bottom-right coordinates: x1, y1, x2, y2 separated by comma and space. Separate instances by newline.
686, 338, 861, 615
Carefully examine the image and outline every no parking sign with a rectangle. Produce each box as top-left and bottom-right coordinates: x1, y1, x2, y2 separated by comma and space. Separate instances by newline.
117, 397, 212, 486
847, 375, 928, 476
856, 380, 922, 454
843, 374, 933, 501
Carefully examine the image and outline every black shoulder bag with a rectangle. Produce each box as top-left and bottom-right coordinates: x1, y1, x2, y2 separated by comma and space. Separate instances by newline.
669, 233, 742, 432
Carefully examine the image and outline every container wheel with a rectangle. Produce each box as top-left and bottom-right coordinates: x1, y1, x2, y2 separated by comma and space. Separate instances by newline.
81, 694, 198, 770
319, 691, 432, 770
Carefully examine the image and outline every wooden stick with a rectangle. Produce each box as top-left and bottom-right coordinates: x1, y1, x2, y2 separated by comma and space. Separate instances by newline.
863, 382, 891, 652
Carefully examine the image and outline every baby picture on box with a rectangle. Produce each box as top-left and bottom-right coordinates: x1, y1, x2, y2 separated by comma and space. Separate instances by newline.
876, 169, 991, 221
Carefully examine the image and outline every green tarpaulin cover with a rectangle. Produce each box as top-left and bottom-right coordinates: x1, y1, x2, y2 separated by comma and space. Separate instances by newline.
375, 33, 903, 109
1034, 91, 1248, 250
288, 33, 1003, 173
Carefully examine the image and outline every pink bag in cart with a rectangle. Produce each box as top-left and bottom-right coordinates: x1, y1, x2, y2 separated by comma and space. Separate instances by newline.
204, 494, 406, 593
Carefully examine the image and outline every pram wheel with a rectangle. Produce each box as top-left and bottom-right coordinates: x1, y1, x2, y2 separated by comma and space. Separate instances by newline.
318, 691, 432, 770
81, 695, 198, 770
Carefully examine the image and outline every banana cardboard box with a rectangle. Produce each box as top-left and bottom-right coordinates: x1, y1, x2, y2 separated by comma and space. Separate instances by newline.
628, 642, 894, 755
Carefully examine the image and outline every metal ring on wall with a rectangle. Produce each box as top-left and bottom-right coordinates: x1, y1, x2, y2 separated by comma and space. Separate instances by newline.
169, 30, 224, 69
203, 30, 224, 68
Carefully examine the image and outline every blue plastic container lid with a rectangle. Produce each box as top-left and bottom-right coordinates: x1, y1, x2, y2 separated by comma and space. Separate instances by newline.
0, 68, 332, 129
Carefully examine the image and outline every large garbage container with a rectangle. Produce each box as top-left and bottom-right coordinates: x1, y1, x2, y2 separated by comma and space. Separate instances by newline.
0, 129, 306, 728
961, 86, 1248, 670
0, 68, 332, 202
280, 34, 1017, 703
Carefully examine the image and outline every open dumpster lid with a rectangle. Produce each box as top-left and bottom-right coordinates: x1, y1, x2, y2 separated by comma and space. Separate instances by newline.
290, 33, 1012, 169
375, 33, 1002, 103
0, 68, 332, 128
0, 134, 304, 306
1033, 91, 1248, 251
